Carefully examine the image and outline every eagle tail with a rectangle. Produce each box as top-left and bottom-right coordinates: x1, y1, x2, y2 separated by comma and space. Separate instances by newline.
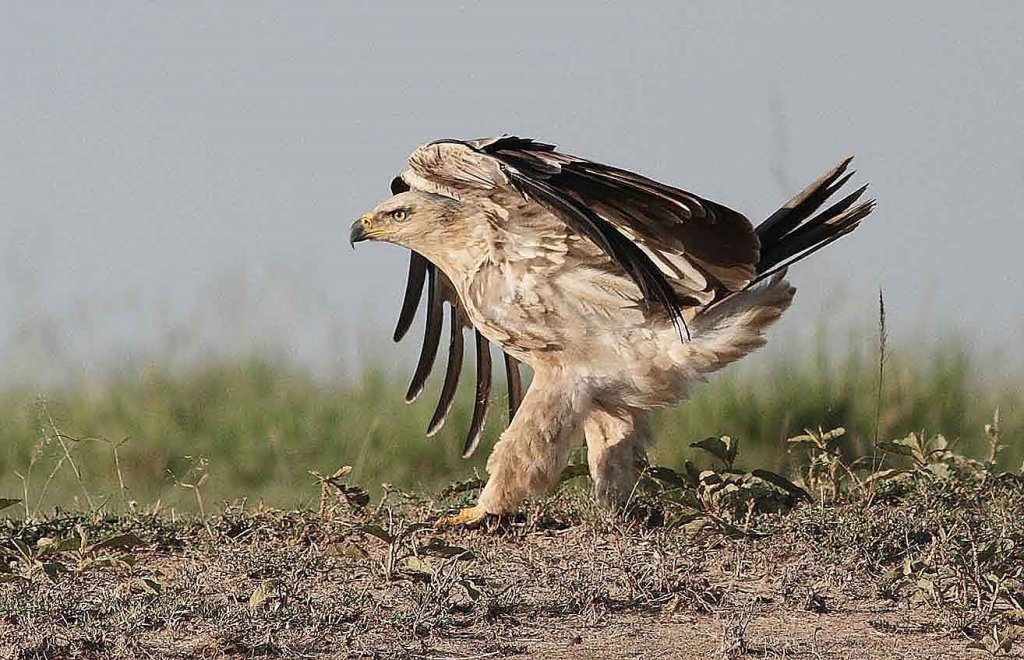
751, 156, 875, 284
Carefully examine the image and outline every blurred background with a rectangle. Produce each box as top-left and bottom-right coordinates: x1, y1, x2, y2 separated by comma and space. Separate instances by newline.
2, 2, 1022, 511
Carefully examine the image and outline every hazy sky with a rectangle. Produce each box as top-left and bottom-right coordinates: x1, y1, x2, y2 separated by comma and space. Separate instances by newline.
2, 2, 1023, 385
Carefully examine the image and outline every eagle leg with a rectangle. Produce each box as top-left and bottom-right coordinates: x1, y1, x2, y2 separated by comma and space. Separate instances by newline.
476, 369, 586, 515
584, 406, 652, 508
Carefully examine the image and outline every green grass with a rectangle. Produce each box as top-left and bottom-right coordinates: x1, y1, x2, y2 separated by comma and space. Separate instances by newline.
0, 337, 1021, 514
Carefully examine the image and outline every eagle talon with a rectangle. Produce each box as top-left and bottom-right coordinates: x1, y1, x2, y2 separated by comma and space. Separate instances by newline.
435, 505, 490, 529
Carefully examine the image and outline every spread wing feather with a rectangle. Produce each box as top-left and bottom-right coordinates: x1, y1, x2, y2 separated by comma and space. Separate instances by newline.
404, 262, 443, 404
752, 156, 874, 281
426, 294, 464, 437
504, 353, 523, 422
392, 253, 523, 456
484, 138, 760, 294
392, 251, 427, 343
464, 330, 492, 459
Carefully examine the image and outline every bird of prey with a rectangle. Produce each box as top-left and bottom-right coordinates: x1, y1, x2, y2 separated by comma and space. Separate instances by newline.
350, 136, 874, 527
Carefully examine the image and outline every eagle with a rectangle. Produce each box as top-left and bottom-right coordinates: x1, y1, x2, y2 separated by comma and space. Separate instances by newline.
350, 136, 874, 526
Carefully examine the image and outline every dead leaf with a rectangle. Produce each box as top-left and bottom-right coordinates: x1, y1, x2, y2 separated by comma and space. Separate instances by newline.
402, 556, 433, 576
326, 542, 368, 559
249, 579, 280, 608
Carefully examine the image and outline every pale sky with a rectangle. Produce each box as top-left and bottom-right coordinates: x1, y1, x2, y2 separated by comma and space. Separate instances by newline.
2, 2, 1023, 386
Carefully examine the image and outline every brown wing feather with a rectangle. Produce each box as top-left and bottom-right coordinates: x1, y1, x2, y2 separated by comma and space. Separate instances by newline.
504, 353, 523, 423
426, 301, 464, 437
481, 138, 760, 295
404, 263, 443, 404
404, 137, 762, 335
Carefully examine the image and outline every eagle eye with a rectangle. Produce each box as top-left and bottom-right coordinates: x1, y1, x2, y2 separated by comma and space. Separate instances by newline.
390, 209, 409, 222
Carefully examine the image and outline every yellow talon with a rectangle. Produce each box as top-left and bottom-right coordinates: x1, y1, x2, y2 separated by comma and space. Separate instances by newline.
435, 505, 489, 529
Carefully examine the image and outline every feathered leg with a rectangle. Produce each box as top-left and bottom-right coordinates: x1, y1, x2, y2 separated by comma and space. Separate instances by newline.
437, 367, 586, 527
584, 406, 650, 507
480, 367, 586, 513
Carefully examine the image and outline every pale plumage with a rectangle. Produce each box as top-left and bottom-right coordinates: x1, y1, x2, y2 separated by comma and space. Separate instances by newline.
350, 136, 874, 524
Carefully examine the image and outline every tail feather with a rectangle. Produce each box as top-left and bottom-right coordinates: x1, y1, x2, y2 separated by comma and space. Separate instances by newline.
679, 272, 796, 375
752, 156, 875, 284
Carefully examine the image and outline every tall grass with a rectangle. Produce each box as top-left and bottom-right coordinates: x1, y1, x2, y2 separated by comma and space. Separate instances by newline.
650, 335, 1015, 471
0, 338, 1020, 514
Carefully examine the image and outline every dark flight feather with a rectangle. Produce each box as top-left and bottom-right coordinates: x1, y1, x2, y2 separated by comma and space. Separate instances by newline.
505, 353, 522, 423
756, 157, 855, 249
426, 304, 464, 437
463, 330, 492, 459
404, 263, 443, 403
758, 185, 869, 271
752, 157, 874, 283
393, 252, 427, 342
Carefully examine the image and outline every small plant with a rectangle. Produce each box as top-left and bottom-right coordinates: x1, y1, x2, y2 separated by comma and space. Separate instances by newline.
877, 431, 958, 474
309, 465, 370, 518
357, 516, 473, 581
169, 455, 213, 536
643, 435, 808, 536
871, 410, 1012, 485
0, 523, 146, 583
968, 624, 1021, 657
787, 427, 856, 502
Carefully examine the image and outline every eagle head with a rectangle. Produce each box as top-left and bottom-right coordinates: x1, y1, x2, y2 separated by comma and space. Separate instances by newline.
350, 191, 461, 251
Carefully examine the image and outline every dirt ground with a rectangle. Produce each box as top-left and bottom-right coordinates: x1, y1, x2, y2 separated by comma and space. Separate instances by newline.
3, 478, 1022, 659
0, 544, 985, 660
491, 607, 965, 659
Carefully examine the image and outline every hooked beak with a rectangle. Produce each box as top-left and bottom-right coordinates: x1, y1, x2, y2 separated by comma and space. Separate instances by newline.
349, 215, 370, 247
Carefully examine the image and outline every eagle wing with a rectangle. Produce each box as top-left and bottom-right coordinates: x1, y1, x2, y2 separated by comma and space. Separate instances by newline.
388, 176, 523, 459
402, 136, 761, 338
